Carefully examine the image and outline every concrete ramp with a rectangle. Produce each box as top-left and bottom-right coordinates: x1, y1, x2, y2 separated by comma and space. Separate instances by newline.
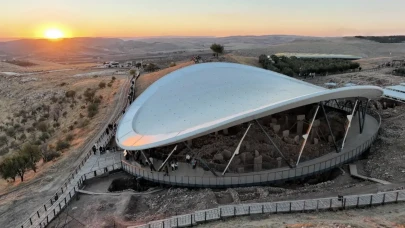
349, 164, 392, 185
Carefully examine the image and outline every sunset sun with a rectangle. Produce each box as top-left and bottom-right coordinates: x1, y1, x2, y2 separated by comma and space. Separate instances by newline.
44, 28, 64, 39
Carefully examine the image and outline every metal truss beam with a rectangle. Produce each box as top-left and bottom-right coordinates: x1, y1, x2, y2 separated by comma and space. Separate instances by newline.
222, 124, 252, 175
341, 99, 359, 151
296, 104, 320, 166
157, 145, 177, 172
255, 120, 293, 168
321, 102, 339, 153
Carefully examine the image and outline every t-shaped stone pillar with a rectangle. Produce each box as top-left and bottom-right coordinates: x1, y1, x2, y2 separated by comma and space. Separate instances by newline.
297, 115, 305, 138
277, 157, 282, 168
272, 125, 281, 134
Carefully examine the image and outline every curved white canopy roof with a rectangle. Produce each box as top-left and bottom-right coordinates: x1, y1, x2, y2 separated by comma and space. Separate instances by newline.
116, 63, 383, 150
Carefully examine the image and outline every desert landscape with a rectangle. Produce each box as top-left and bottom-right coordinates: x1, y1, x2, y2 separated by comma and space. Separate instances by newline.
1, 35, 405, 228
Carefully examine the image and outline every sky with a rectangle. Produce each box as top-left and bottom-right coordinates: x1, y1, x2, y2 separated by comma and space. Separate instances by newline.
1, 0, 404, 39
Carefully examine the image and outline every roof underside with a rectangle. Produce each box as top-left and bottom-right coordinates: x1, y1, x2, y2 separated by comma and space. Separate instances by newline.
116, 63, 383, 150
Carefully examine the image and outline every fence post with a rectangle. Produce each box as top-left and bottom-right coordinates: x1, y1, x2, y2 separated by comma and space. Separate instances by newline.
44, 204, 47, 211
356, 197, 360, 208
275, 203, 278, 213
262, 204, 264, 214
289, 202, 292, 212
303, 201, 306, 212
37, 210, 40, 218
53, 209, 55, 216
316, 200, 319, 211
329, 198, 332, 209
396, 192, 399, 203
177, 216, 179, 228
343, 198, 346, 209
47, 215, 49, 223
248, 206, 251, 215
370, 195, 373, 206
204, 211, 207, 221
219, 208, 222, 218
382, 193, 386, 205
29, 218, 32, 225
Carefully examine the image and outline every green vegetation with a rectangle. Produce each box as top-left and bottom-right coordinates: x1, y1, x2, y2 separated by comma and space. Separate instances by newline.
355, 36, 405, 43
258, 55, 360, 77
99, 82, 106, 89
0, 143, 41, 182
5, 60, 37, 67
56, 140, 70, 151
169, 62, 176, 67
87, 103, 99, 118
145, 63, 160, 72
393, 68, 405, 76
210, 43, 224, 58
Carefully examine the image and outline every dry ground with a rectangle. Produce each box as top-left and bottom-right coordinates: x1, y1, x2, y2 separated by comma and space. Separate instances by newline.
0, 59, 128, 228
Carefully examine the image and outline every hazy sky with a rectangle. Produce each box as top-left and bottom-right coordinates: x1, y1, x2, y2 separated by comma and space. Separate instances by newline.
1, 0, 404, 38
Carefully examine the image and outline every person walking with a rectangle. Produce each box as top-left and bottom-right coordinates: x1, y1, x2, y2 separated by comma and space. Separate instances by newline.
186, 154, 191, 163
92, 145, 97, 155
191, 158, 197, 169
164, 165, 169, 176
171, 161, 175, 171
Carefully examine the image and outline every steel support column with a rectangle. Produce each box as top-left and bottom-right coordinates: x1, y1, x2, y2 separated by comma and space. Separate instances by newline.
341, 99, 359, 151
157, 145, 177, 172
296, 104, 320, 166
222, 124, 252, 175
255, 120, 293, 168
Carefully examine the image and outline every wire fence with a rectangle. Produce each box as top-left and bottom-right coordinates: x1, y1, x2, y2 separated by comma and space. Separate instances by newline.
130, 189, 405, 228
19, 75, 133, 228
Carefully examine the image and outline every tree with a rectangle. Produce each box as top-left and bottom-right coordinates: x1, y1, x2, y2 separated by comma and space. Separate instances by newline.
135, 62, 142, 69
13, 154, 30, 182
0, 157, 17, 181
0, 135, 8, 147
20, 143, 41, 173
210, 43, 224, 58
56, 140, 70, 151
129, 69, 136, 76
39, 132, 49, 142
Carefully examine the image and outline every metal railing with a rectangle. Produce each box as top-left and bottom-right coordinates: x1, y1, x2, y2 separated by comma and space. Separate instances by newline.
33, 162, 123, 228
120, 110, 381, 188
130, 188, 405, 228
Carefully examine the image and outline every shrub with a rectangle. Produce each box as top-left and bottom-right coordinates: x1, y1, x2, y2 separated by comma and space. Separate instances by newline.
36, 122, 48, 132
65, 134, 74, 142
0, 147, 9, 156
79, 119, 90, 128
43, 150, 60, 162
59, 82, 67, 86
145, 63, 160, 72
62, 111, 67, 117
53, 122, 60, 128
39, 132, 49, 142
56, 140, 70, 151
51, 96, 58, 103
169, 62, 176, 67
68, 125, 74, 131
107, 83, 113, 87
79, 113, 84, 118
112, 76, 116, 81
87, 103, 99, 118
99, 82, 106, 89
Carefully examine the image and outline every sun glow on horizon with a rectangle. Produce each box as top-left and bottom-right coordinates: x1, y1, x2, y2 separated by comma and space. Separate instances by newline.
44, 28, 64, 39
